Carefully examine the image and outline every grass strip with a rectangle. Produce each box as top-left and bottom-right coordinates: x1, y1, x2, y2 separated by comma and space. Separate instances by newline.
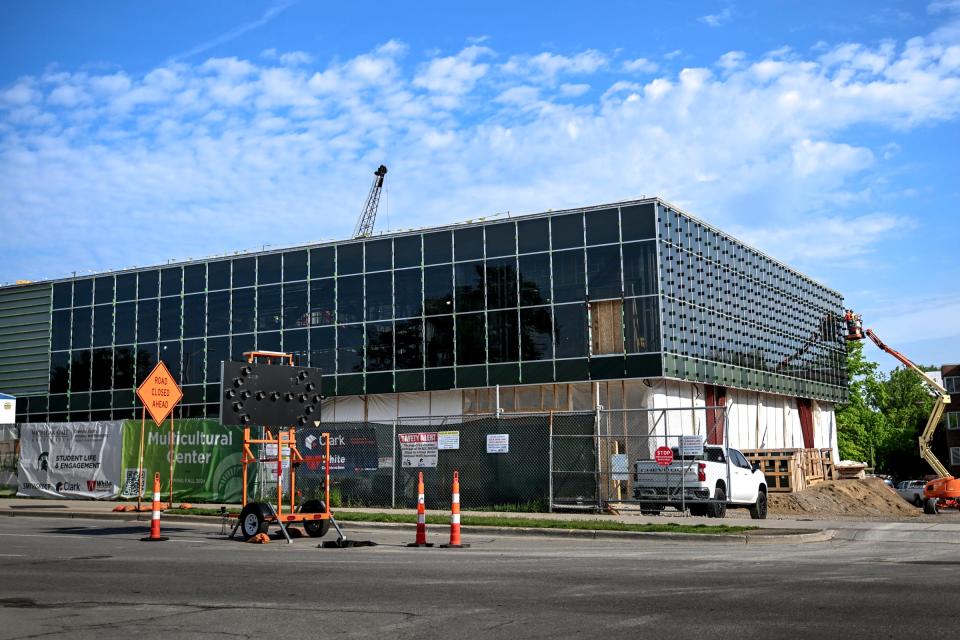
164, 507, 755, 534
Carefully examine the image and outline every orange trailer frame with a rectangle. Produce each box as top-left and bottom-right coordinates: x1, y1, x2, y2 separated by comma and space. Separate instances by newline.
240, 426, 332, 525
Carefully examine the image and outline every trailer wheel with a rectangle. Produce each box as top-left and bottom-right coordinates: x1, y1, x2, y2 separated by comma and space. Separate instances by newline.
923, 497, 939, 515
708, 486, 727, 518
300, 499, 331, 538
239, 503, 270, 540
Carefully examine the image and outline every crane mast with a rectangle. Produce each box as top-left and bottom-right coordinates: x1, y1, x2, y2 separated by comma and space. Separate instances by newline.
353, 165, 388, 238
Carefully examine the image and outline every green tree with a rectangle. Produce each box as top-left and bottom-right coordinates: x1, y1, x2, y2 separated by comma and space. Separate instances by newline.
836, 339, 938, 476
836, 340, 884, 465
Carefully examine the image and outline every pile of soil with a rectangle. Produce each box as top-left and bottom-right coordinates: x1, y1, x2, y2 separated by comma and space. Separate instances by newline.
768, 478, 918, 518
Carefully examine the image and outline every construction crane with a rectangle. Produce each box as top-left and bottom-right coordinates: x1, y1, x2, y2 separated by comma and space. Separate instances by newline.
844, 310, 957, 513
353, 165, 388, 238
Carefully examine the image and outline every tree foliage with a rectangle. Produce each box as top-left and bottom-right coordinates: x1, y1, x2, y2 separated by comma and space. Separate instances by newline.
835, 340, 936, 476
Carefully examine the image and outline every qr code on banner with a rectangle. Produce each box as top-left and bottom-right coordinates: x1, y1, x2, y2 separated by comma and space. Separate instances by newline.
121, 468, 144, 498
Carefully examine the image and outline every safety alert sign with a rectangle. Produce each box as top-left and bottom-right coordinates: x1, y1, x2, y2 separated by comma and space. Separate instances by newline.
399, 432, 438, 468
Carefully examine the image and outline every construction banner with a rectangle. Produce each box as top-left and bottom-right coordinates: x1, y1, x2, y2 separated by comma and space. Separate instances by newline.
120, 419, 246, 502
17, 422, 123, 499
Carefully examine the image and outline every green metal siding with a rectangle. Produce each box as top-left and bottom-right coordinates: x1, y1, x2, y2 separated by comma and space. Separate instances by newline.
0, 283, 51, 395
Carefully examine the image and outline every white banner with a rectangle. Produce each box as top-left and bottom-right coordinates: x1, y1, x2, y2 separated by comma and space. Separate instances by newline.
17, 422, 123, 499
0, 425, 17, 490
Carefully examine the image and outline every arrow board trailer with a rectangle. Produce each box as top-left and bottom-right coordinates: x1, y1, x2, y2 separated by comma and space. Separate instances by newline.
234, 425, 349, 544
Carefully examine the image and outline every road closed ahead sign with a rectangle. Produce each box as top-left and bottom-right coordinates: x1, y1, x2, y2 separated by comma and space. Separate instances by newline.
136, 361, 182, 426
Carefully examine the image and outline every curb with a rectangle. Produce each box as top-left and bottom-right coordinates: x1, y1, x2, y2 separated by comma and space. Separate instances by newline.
0, 509, 835, 544
324, 519, 837, 544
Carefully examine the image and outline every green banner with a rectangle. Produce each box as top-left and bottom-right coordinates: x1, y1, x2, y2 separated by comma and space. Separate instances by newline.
121, 420, 248, 503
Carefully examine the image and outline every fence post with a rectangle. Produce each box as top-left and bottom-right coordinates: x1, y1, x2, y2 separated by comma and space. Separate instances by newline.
595, 406, 602, 510
391, 420, 397, 509
548, 411, 554, 513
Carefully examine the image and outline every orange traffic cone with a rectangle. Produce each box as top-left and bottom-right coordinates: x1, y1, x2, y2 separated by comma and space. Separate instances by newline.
140, 472, 169, 542
407, 471, 433, 547
441, 471, 469, 548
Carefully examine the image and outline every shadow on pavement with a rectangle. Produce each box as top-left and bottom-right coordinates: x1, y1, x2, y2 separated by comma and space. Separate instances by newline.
43, 525, 197, 536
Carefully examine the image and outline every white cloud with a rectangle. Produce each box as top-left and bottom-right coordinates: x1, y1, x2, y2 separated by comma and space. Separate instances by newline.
732, 214, 907, 264
413, 46, 492, 96
622, 58, 658, 73
202, 57, 258, 77
502, 50, 607, 81
2, 25, 960, 289
718, 51, 746, 71
280, 51, 313, 66
495, 85, 540, 106
3, 82, 40, 105
791, 139, 875, 177
929, 0, 960, 14
558, 83, 590, 97
699, 8, 733, 27
47, 84, 88, 107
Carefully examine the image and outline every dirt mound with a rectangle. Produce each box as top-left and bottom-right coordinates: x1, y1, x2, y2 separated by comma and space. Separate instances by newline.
768, 478, 918, 518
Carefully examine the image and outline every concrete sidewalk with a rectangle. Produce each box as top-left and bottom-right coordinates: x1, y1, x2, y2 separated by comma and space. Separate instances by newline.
2, 497, 959, 543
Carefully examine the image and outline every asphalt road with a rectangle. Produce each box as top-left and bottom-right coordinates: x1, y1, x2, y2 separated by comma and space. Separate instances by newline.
0, 515, 956, 639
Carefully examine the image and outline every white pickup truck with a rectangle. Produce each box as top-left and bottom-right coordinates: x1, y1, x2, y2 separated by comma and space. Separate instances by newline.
632, 445, 768, 519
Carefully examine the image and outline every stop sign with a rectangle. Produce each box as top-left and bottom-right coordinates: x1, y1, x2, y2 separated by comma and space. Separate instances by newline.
654, 446, 674, 466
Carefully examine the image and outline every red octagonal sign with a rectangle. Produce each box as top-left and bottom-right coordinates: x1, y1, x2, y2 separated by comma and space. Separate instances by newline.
654, 446, 674, 466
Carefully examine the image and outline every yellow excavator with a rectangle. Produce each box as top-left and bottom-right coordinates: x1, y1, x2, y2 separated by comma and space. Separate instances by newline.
844, 311, 957, 513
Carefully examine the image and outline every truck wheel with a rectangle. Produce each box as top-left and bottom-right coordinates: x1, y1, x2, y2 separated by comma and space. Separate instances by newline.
923, 497, 939, 515
913, 496, 923, 508
689, 505, 707, 517
749, 489, 768, 520
239, 503, 270, 540
708, 486, 727, 518
300, 499, 331, 538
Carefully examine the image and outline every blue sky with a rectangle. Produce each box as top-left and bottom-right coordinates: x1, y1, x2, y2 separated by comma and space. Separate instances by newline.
1, 0, 958, 370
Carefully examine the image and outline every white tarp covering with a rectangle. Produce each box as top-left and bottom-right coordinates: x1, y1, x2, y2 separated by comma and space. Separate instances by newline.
315, 391, 465, 425
17, 422, 122, 499
644, 379, 833, 456
0, 424, 17, 489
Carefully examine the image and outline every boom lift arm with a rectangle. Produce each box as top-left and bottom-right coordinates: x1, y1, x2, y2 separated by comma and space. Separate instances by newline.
844, 311, 953, 479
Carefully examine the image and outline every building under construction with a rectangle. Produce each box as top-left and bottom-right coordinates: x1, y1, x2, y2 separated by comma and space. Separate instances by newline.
0, 197, 847, 454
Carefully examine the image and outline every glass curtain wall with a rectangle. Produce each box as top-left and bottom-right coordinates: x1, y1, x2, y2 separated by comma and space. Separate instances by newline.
36, 198, 846, 422
43, 204, 663, 420
655, 203, 847, 403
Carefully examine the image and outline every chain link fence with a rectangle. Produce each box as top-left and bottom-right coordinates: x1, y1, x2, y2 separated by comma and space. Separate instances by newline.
278, 413, 594, 511
248, 405, 727, 514
7, 409, 733, 512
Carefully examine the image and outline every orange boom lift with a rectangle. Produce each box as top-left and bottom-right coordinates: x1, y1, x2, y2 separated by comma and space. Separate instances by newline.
844, 311, 958, 513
